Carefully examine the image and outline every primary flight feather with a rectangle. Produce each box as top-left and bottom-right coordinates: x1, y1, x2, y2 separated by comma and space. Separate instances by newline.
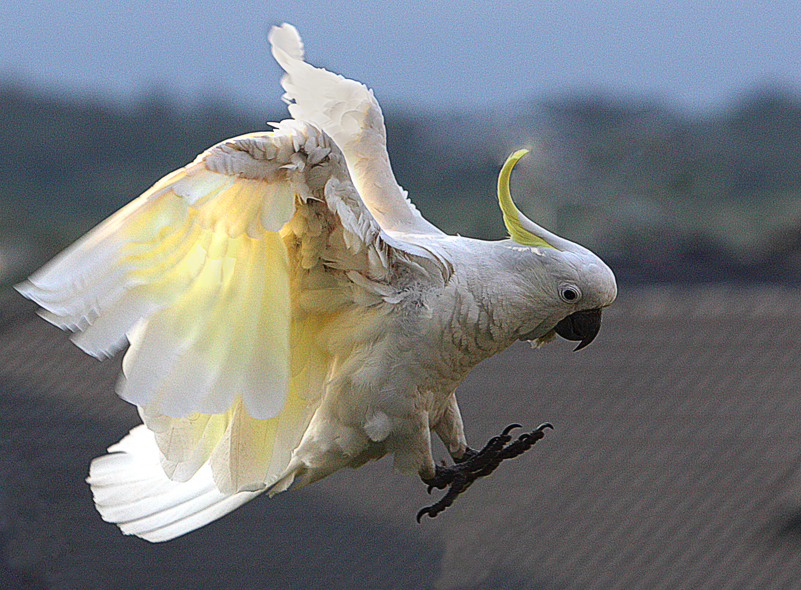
17, 23, 617, 541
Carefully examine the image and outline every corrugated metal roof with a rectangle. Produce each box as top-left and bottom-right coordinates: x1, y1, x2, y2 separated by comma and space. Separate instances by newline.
2, 285, 801, 589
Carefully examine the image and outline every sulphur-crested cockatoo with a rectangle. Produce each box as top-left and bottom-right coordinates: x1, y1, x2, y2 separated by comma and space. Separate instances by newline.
17, 23, 616, 542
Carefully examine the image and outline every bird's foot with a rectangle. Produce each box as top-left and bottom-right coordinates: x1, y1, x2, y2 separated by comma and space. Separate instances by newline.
416, 422, 553, 522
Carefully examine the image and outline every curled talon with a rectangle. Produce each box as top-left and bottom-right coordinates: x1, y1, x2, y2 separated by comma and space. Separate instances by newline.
498, 423, 555, 461
502, 423, 523, 436
418, 473, 470, 521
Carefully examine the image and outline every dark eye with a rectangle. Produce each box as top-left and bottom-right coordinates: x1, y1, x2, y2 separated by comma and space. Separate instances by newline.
560, 285, 580, 303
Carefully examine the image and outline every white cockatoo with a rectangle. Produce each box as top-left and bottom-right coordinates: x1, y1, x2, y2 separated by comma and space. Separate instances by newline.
17, 24, 617, 542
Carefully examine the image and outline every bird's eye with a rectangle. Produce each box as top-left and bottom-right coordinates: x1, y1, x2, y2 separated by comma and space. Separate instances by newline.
559, 285, 581, 303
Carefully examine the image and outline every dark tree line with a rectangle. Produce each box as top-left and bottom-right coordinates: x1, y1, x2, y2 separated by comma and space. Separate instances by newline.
2, 83, 801, 284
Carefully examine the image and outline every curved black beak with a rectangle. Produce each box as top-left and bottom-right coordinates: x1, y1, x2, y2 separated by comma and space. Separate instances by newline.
554, 308, 602, 351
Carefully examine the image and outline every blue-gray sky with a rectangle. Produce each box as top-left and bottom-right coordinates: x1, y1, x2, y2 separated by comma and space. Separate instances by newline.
2, 1, 799, 114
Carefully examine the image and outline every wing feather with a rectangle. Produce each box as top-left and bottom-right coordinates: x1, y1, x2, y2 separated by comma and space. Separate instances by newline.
19, 125, 324, 420
20, 119, 447, 540
269, 23, 444, 237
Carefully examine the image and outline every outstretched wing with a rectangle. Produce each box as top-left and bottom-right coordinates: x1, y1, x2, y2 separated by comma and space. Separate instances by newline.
19, 124, 304, 420
269, 23, 444, 237
18, 120, 442, 497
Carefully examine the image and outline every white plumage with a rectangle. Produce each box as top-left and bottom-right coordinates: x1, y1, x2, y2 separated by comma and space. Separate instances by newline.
17, 23, 617, 541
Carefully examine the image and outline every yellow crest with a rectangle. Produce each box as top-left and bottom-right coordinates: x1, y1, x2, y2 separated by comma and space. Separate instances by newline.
497, 149, 555, 249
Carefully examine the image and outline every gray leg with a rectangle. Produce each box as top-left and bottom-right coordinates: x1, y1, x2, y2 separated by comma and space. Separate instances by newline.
417, 422, 553, 522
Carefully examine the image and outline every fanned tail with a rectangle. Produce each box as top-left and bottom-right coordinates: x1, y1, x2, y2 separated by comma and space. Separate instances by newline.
87, 425, 273, 542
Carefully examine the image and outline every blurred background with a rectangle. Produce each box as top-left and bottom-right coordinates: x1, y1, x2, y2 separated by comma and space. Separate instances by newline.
3, 2, 801, 589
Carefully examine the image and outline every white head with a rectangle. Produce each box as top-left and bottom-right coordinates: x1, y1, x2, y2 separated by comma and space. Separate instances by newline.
497, 149, 617, 350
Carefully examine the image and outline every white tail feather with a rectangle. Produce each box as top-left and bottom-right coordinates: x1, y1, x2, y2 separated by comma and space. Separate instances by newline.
87, 425, 265, 542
